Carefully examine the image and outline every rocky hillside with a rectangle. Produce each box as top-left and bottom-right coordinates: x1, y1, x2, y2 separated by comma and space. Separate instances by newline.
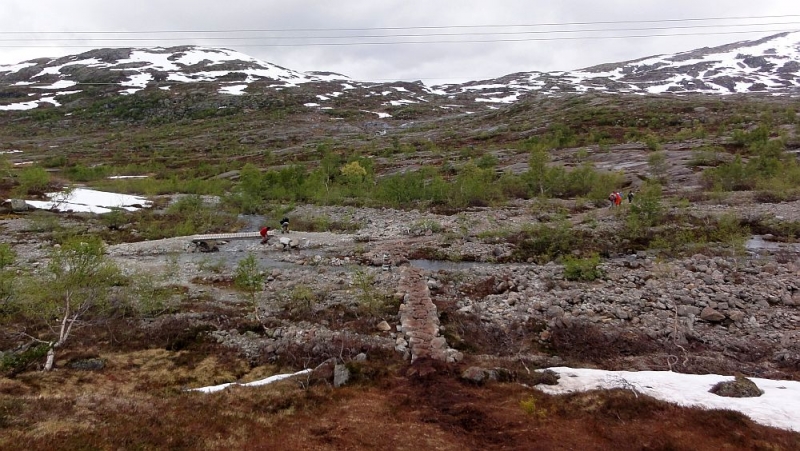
460, 31, 800, 97
1, 31, 799, 115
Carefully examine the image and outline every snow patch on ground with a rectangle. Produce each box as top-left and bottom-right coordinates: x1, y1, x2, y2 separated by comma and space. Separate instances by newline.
0, 100, 41, 111
190, 369, 312, 393
387, 99, 417, 106
475, 93, 520, 103
18, 188, 152, 214
536, 367, 800, 432
0, 62, 36, 74
33, 80, 78, 90
219, 84, 248, 95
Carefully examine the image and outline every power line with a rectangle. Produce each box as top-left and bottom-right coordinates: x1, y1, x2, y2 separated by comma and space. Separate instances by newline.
1, 13, 800, 35
0, 21, 798, 42
0, 28, 796, 49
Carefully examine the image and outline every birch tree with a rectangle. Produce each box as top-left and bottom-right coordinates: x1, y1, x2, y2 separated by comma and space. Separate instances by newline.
22, 237, 120, 371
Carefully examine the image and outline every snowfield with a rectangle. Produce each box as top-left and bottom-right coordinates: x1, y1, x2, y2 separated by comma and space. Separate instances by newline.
536, 367, 800, 432
18, 188, 152, 214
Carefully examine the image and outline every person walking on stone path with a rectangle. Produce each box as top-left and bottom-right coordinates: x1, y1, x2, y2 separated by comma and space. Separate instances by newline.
260, 226, 271, 244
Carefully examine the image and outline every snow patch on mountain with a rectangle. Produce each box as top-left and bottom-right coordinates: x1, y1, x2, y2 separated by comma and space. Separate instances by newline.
1, 32, 799, 112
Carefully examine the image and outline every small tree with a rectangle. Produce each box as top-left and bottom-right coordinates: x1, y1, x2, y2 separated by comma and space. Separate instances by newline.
14, 166, 51, 195
19, 237, 120, 371
0, 244, 16, 313
234, 253, 265, 322
0, 155, 12, 179
340, 161, 367, 185
647, 151, 668, 183
629, 181, 664, 227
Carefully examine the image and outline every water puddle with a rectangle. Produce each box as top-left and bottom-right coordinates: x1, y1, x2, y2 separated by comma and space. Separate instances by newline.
745, 235, 800, 253
409, 259, 486, 271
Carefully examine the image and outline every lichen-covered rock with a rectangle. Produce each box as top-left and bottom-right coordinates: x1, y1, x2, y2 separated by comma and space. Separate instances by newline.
66, 358, 106, 371
709, 374, 764, 398
333, 363, 350, 387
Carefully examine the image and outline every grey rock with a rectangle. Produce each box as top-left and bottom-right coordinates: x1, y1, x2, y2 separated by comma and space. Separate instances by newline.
10, 199, 28, 212
66, 358, 105, 371
461, 366, 489, 384
700, 306, 725, 322
710, 374, 764, 398
333, 364, 350, 387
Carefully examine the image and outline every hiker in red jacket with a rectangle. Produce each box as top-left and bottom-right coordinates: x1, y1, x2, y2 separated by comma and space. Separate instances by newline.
260, 226, 270, 244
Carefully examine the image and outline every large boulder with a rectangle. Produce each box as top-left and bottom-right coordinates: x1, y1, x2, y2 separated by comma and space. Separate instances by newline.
9, 199, 28, 212
700, 306, 725, 322
709, 374, 763, 398
66, 357, 106, 371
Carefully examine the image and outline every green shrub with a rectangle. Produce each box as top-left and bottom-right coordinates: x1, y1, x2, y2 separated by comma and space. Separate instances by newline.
476, 154, 499, 169
287, 284, 318, 314
0, 243, 15, 314
524, 150, 623, 200
511, 221, 579, 263
731, 125, 770, 149
352, 269, 394, 318
408, 219, 444, 236
562, 253, 603, 281
629, 181, 664, 227
688, 147, 724, 167
134, 196, 240, 239
1, 344, 49, 376
643, 134, 662, 151
519, 396, 548, 418
64, 164, 111, 182
14, 166, 51, 195
647, 151, 667, 182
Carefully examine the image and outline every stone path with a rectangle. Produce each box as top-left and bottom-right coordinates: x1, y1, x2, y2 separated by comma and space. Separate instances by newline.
398, 266, 462, 363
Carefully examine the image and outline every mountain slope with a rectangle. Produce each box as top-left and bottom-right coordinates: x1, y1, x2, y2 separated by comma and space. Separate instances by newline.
437, 31, 800, 101
0, 32, 799, 113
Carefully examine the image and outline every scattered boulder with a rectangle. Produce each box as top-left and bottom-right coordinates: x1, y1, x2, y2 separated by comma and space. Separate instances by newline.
460, 366, 515, 385
333, 363, 350, 387
66, 357, 106, 371
521, 369, 561, 386
709, 374, 764, 398
534, 369, 560, 386
461, 366, 491, 385
9, 199, 28, 212
700, 306, 725, 322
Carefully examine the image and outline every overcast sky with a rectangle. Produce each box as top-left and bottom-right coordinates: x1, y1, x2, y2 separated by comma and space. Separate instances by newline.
2, 0, 799, 85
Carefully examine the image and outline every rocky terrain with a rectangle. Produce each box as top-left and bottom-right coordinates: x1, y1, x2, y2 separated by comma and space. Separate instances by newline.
1, 30, 800, 450
122, 200, 800, 380
6, 193, 798, 379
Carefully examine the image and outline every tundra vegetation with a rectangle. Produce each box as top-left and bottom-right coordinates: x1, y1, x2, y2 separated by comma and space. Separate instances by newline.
0, 88, 799, 449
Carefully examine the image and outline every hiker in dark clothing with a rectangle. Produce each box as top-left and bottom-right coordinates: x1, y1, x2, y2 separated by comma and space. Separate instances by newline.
280, 217, 289, 234
628, 191, 634, 203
